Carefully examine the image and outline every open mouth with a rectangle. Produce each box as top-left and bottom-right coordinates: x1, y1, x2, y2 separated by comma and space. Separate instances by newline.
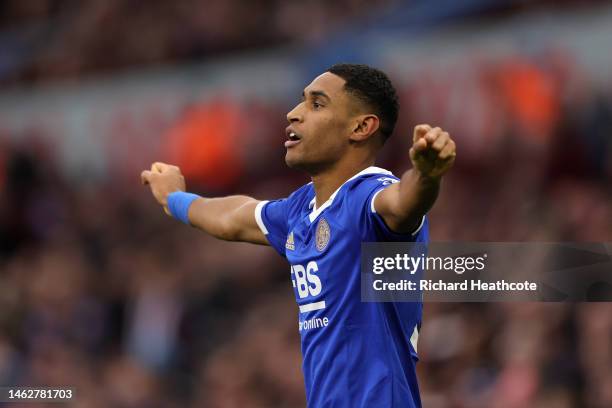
285, 129, 302, 148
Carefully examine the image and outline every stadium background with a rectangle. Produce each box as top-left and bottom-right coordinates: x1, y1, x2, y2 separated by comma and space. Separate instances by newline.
0, 0, 611, 407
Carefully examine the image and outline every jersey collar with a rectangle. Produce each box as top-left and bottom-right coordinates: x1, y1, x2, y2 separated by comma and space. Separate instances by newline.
308, 166, 393, 223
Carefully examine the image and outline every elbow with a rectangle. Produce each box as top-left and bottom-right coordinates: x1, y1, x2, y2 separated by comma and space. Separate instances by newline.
386, 200, 426, 233
217, 218, 239, 241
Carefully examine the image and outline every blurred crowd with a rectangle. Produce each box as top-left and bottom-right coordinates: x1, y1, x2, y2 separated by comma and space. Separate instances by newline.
3, 0, 612, 86
0, 0, 390, 85
1, 1, 612, 407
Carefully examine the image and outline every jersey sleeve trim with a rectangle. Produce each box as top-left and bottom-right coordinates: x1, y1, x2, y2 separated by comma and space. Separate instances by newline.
370, 187, 427, 236
254, 200, 269, 235
410, 214, 426, 236
370, 188, 384, 213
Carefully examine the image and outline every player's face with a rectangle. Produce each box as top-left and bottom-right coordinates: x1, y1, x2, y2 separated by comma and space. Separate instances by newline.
284, 72, 358, 173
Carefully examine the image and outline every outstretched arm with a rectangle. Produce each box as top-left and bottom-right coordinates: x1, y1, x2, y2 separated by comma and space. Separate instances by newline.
374, 124, 456, 234
141, 162, 267, 245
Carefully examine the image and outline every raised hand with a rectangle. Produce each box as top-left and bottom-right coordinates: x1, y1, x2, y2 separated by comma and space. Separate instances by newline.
409, 124, 456, 180
141, 162, 186, 214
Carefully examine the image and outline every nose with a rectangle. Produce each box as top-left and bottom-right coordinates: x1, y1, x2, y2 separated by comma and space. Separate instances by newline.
286, 103, 303, 123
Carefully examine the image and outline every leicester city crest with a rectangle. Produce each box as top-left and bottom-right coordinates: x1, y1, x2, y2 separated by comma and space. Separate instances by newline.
315, 218, 330, 252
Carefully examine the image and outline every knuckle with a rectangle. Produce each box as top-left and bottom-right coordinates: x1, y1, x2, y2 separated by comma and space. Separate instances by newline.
415, 124, 430, 134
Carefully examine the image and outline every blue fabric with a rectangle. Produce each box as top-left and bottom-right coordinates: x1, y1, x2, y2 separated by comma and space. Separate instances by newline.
258, 168, 428, 408
167, 191, 200, 225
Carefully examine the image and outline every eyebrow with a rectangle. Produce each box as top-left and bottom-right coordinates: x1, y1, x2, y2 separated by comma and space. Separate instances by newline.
302, 90, 331, 101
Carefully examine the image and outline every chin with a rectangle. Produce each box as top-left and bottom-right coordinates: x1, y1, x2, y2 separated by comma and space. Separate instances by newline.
285, 152, 309, 171
284, 153, 300, 169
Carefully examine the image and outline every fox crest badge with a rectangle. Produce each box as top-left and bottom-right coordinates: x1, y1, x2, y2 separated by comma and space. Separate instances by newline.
315, 218, 330, 252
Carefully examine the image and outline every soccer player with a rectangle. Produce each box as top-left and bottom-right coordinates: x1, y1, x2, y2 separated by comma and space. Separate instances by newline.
142, 64, 456, 407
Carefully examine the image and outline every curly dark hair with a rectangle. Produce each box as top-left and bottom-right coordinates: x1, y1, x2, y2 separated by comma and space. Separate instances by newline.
327, 63, 399, 141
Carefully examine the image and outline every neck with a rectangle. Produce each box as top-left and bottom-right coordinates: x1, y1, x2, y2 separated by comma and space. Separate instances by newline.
311, 156, 376, 209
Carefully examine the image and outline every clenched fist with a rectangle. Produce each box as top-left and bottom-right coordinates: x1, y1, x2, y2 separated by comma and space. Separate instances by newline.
409, 124, 456, 180
141, 162, 186, 214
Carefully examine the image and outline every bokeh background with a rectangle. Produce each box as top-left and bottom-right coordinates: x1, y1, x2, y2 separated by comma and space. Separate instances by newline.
1, 1, 611, 407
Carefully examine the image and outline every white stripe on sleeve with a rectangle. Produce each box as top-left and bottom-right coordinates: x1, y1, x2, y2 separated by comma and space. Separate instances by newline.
254, 200, 269, 235
370, 188, 426, 236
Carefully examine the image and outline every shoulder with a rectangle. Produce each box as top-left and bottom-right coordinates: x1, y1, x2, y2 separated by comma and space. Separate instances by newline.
343, 167, 399, 205
286, 182, 314, 206
288, 182, 314, 199
271, 182, 314, 219
257, 182, 313, 238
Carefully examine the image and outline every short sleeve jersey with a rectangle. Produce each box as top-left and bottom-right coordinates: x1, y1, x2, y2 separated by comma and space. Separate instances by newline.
255, 166, 428, 408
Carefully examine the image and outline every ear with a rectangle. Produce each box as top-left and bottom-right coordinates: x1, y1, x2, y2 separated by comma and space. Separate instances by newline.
349, 114, 380, 142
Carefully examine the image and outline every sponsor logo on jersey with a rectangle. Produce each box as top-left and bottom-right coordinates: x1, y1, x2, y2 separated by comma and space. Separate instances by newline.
377, 176, 399, 186
286, 231, 295, 250
291, 261, 322, 299
315, 218, 330, 252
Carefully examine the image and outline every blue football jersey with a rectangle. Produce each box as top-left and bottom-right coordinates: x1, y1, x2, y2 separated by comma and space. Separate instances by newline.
254, 166, 428, 408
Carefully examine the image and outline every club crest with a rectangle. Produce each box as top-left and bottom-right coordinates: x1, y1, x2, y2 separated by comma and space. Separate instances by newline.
315, 218, 330, 251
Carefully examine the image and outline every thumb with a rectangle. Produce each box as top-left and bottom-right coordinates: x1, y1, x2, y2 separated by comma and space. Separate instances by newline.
153, 162, 167, 173
141, 170, 152, 185
413, 124, 431, 143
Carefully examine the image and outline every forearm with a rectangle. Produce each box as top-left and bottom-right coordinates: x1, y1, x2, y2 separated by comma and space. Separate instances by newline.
142, 162, 267, 244
396, 169, 440, 219
378, 169, 440, 233
186, 195, 261, 242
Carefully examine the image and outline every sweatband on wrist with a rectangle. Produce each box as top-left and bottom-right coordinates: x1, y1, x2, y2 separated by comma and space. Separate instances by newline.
167, 192, 201, 225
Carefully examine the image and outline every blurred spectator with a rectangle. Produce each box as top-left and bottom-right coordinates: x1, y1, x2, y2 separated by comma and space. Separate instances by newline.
0, 0, 392, 85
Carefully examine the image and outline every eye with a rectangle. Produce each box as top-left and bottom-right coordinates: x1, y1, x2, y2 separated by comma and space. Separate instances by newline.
312, 101, 322, 109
